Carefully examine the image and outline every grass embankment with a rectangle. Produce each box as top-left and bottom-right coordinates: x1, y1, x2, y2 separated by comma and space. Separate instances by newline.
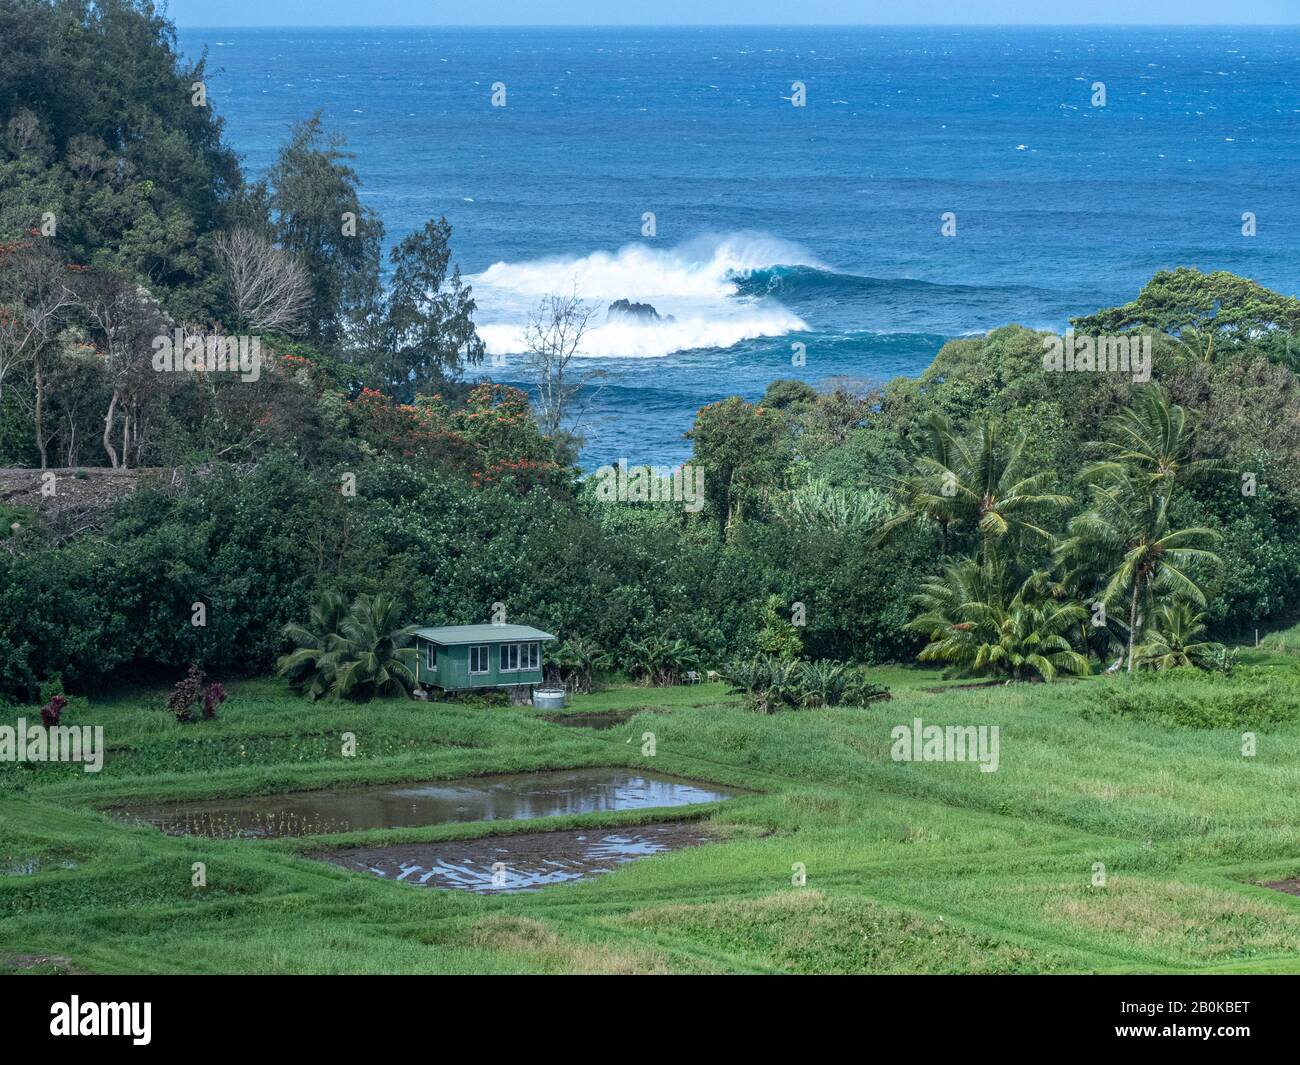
3, 660, 1300, 974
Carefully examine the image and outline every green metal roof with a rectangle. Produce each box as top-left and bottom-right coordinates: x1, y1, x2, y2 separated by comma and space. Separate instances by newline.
413, 624, 556, 646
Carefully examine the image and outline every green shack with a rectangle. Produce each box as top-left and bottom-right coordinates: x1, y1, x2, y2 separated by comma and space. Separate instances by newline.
413, 624, 556, 693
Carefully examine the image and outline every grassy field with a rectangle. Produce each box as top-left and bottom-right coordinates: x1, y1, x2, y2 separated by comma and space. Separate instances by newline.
3, 660, 1300, 975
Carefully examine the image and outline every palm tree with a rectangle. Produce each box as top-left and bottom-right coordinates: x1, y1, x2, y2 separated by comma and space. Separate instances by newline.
1170, 325, 1215, 364
906, 559, 1090, 681
330, 593, 419, 700
1084, 383, 1221, 489
880, 415, 1070, 559
1056, 473, 1220, 674
877, 413, 959, 553
276, 591, 348, 701
1136, 600, 1227, 672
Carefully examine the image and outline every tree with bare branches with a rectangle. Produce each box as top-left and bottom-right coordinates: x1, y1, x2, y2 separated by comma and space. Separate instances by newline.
523, 289, 598, 438
0, 241, 79, 468
215, 227, 312, 334
0, 240, 76, 404
77, 269, 167, 469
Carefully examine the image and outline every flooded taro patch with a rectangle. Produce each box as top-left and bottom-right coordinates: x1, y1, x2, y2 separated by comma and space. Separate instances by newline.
538, 708, 658, 730
311, 821, 719, 892
2, 858, 77, 876
111, 768, 742, 839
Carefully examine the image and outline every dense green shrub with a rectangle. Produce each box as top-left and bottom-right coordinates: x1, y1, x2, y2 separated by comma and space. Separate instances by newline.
0, 443, 925, 705
720, 656, 890, 713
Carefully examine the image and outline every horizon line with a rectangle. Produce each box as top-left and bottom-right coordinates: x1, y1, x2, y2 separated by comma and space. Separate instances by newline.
176, 22, 1300, 30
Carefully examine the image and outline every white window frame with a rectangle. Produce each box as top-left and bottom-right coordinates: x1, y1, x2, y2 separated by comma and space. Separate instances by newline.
469, 644, 489, 674
500, 643, 520, 672
426, 643, 437, 672
524, 642, 539, 670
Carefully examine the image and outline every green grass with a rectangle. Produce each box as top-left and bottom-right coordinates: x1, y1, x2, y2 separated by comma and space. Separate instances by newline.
3, 666, 1300, 974
1247, 619, 1300, 665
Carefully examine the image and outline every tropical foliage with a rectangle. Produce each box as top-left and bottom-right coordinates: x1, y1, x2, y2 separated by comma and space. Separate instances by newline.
545, 635, 610, 694
906, 561, 1090, 681
277, 592, 416, 702
1136, 601, 1231, 673
1058, 468, 1220, 672
277, 591, 348, 701
619, 636, 702, 687
895, 385, 1230, 682
774, 477, 895, 535
330, 594, 418, 700
720, 656, 890, 713
755, 594, 804, 661
878, 414, 1070, 558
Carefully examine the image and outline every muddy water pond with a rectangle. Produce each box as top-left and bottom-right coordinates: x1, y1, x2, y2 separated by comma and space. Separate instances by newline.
113, 768, 741, 839
538, 708, 654, 730
312, 821, 717, 893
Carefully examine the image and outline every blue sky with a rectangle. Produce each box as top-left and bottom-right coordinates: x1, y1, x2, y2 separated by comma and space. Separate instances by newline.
166, 1, 1299, 27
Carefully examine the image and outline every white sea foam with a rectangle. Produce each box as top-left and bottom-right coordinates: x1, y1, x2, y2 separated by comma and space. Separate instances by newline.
468, 232, 817, 358
472, 232, 823, 300
479, 307, 806, 359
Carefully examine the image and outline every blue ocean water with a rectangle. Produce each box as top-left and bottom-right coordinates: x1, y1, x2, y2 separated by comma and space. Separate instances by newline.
179, 26, 1300, 467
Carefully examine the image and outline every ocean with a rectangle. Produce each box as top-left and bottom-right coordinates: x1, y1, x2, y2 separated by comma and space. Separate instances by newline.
178, 25, 1300, 468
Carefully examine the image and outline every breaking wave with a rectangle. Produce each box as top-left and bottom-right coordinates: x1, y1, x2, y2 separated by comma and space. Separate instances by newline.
469, 232, 821, 358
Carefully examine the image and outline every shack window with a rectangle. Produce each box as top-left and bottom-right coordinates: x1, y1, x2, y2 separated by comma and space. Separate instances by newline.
426, 643, 437, 671
500, 643, 520, 671
522, 642, 539, 670
469, 645, 489, 674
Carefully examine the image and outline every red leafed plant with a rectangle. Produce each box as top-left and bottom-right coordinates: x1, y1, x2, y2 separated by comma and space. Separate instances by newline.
166, 664, 206, 723
202, 681, 227, 720
40, 694, 67, 727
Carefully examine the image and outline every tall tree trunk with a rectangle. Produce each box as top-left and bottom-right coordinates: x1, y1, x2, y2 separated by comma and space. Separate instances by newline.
131, 409, 143, 464
1127, 579, 1139, 674
121, 411, 130, 470
34, 361, 47, 469
103, 390, 119, 468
